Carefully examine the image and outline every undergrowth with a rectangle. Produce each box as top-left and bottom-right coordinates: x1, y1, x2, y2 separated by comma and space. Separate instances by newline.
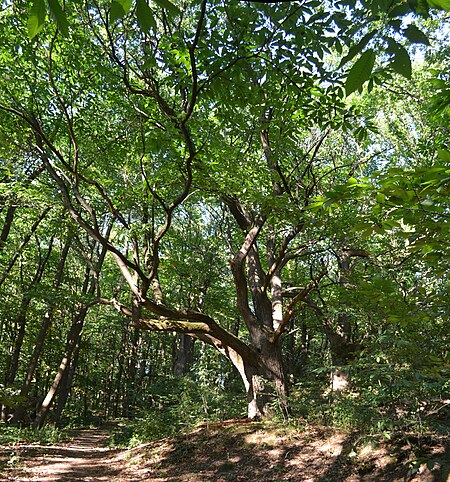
108, 376, 245, 448
0, 423, 69, 445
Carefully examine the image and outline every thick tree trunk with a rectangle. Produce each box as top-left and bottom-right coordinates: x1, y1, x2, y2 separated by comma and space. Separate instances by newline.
53, 336, 81, 426
173, 334, 193, 376
232, 343, 288, 419
324, 317, 360, 367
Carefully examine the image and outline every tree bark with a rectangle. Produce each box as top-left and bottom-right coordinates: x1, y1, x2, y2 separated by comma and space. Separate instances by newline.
33, 226, 111, 428
1, 239, 53, 422
173, 334, 194, 377
53, 335, 81, 426
33, 305, 87, 429
13, 237, 71, 424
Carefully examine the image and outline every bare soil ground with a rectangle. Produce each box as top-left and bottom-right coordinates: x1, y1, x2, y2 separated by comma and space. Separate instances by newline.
1, 421, 448, 482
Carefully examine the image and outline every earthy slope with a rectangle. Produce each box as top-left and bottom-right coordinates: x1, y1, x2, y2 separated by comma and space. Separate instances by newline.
1, 421, 448, 481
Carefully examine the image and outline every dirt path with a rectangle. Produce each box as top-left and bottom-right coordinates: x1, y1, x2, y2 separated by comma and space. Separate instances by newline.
0, 427, 134, 482
1, 421, 449, 481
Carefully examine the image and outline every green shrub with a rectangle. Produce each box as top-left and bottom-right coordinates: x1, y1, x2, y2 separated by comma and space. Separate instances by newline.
109, 376, 245, 448
0, 423, 69, 445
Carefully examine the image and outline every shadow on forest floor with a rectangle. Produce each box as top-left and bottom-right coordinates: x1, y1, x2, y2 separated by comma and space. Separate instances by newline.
117, 420, 450, 481
1, 420, 449, 481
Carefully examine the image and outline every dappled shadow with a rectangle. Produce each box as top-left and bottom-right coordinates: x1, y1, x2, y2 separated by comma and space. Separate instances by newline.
2, 422, 449, 481
1, 428, 123, 482
135, 420, 357, 481
133, 421, 450, 482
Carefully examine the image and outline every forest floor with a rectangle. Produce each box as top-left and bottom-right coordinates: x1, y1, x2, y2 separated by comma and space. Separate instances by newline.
0, 420, 449, 482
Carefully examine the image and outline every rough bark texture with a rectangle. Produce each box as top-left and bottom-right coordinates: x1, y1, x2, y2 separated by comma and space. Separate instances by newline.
173, 334, 194, 377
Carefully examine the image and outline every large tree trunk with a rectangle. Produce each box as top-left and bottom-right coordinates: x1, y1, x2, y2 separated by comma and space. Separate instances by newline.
324, 314, 359, 366
53, 336, 81, 426
214, 335, 287, 419
173, 334, 193, 377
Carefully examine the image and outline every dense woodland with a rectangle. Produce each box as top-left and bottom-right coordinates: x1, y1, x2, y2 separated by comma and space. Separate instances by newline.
0, 0, 449, 443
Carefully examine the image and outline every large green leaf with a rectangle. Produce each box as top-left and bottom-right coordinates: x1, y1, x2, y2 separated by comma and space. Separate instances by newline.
153, 0, 180, 15
427, 0, 450, 10
28, 0, 47, 39
345, 49, 376, 96
391, 44, 412, 79
438, 150, 450, 162
136, 0, 156, 33
110, 0, 133, 23
47, 0, 69, 37
339, 31, 376, 68
403, 24, 430, 45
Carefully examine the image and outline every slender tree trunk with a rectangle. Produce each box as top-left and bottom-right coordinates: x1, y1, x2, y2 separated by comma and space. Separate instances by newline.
0, 207, 51, 290
0, 205, 17, 251
113, 320, 128, 418
1, 240, 53, 422
123, 327, 140, 418
33, 306, 87, 429
33, 226, 111, 428
0, 165, 44, 253
1, 299, 30, 421
13, 238, 71, 424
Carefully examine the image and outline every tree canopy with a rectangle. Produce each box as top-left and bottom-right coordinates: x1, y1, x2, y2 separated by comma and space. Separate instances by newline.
0, 0, 449, 427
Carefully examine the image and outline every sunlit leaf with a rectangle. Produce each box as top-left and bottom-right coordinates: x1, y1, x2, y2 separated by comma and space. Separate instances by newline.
110, 0, 133, 23
28, 0, 47, 39
427, 0, 450, 10
153, 0, 180, 15
438, 150, 450, 162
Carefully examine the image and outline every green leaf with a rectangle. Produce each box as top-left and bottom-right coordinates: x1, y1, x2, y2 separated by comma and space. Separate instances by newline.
438, 149, 450, 162
389, 3, 413, 17
136, 0, 156, 33
28, 0, 47, 39
403, 24, 430, 45
47, 0, 69, 37
408, 0, 430, 16
110, 0, 133, 23
427, 0, 450, 10
339, 31, 376, 68
391, 44, 412, 78
153, 0, 180, 15
345, 49, 376, 96
376, 193, 386, 203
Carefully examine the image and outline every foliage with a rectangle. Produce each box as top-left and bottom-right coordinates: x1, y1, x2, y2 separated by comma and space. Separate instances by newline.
0, 422, 69, 445
109, 376, 245, 447
0, 0, 449, 434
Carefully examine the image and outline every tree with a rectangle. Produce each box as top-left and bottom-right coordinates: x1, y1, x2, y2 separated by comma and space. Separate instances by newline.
0, 0, 448, 419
